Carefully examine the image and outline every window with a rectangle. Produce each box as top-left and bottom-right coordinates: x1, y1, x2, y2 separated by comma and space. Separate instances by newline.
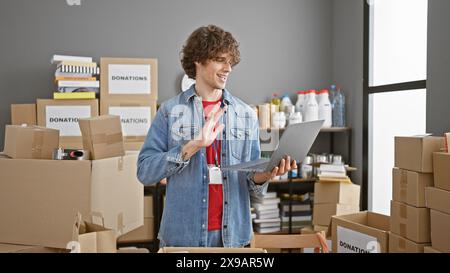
363, 0, 428, 214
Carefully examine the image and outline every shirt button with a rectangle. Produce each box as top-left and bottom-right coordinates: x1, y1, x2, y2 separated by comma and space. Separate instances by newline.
224, 201, 228, 205
202, 224, 205, 229
203, 175, 207, 179
203, 198, 206, 203
224, 225, 228, 229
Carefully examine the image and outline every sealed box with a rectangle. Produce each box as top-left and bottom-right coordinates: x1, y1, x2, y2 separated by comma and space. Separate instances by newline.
11, 104, 37, 126
388, 232, 429, 253
3, 125, 59, 159
395, 136, 444, 173
392, 168, 433, 207
390, 200, 430, 243
100, 57, 158, 105
314, 182, 360, 205
430, 210, 450, 253
100, 99, 156, 143
312, 203, 359, 226
433, 152, 450, 191
0, 152, 143, 249
331, 211, 390, 253
37, 99, 99, 149
79, 115, 125, 160
425, 187, 450, 214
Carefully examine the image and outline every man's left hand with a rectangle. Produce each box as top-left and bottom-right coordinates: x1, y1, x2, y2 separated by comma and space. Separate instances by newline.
253, 156, 298, 184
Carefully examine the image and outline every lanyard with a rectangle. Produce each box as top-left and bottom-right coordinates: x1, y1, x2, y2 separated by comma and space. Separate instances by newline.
211, 140, 220, 167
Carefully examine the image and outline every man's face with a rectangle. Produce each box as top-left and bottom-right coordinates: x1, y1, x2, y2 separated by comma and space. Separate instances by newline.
195, 53, 233, 90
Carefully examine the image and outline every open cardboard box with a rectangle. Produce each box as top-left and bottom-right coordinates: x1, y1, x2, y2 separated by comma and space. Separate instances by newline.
0, 152, 143, 249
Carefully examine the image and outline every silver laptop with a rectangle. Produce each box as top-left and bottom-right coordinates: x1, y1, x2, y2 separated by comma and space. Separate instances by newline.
222, 120, 324, 172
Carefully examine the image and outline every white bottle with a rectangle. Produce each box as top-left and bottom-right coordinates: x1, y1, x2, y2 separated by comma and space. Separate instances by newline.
280, 94, 293, 114
303, 90, 319, 122
318, 89, 332, 128
288, 112, 303, 125
272, 112, 286, 129
295, 91, 306, 115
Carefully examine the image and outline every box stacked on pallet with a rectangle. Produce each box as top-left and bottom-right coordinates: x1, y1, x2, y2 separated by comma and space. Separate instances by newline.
389, 136, 444, 253
251, 192, 281, 234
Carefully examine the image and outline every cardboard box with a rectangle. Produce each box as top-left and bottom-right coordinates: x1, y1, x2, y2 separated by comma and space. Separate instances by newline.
79, 115, 125, 160
0, 243, 67, 253
313, 203, 359, 226
314, 182, 360, 205
76, 218, 117, 253
3, 125, 59, 159
37, 99, 99, 149
394, 136, 444, 173
430, 210, 450, 253
11, 104, 37, 126
100, 57, 158, 104
331, 211, 390, 253
433, 152, 450, 191
100, 99, 157, 143
118, 196, 154, 243
390, 200, 430, 243
0, 152, 143, 249
392, 168, 434, 207
124, 141, 144, 151
425, 187, 450, 215
158, 247, 267, 253
424, 246, 442, 253
388, 232, 429, 253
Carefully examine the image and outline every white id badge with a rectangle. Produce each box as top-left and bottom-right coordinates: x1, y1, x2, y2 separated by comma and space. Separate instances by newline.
208, 166, 223, 185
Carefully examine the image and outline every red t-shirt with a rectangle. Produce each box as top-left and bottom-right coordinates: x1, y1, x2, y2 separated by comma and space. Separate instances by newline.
202, 100, 223, 231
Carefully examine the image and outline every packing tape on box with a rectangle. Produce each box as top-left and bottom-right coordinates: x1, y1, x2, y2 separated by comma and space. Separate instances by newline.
31, 131, 44, 158
400, 170, 407, 200
90, 132, 123, 145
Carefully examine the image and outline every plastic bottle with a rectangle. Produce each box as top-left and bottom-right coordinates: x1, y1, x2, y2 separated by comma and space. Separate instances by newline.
332, 86, 346, 127
270, 93, 281, 112
317, 89, 332, 128
280, 94, 293, 114
288, 112, 302, 126
303, 90, 319, 122
329, 84, 337, 105
295, 91, 306, 115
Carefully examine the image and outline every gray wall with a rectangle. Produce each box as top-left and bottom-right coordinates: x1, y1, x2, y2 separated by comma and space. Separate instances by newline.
332, 0, 364, 186
0, 0, 333, 148
427, 0, 450, 135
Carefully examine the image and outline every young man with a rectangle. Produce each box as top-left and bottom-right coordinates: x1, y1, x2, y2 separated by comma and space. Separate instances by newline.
137, 25, 296, 247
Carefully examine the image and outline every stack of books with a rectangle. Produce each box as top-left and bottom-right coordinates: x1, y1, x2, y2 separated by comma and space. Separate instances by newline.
51, 55, 100, 100
251, 192, 281, 234
317, 164, 351, 184
279, 192, 313, 233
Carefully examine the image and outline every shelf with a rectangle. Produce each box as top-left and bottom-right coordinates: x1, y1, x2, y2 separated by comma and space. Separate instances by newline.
259, 127, 351, 133
268, 178, 316, 184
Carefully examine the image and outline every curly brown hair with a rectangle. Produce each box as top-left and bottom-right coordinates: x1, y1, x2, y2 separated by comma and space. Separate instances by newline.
181, 25, 240, 79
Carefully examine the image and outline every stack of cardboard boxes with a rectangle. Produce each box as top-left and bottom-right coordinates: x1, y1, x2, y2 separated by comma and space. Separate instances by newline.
11, 56, 158, 151
312, 181, 360, 234
389, 136, 444, 253
100, 57, 158, 151
0, 116, 144, 253
424, 152, 450, 253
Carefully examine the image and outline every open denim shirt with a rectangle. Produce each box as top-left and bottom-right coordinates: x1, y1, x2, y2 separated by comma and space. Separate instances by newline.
137, 85, 269, 247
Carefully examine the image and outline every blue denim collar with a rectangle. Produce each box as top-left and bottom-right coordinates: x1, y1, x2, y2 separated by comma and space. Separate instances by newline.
183, 84, 234, 106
